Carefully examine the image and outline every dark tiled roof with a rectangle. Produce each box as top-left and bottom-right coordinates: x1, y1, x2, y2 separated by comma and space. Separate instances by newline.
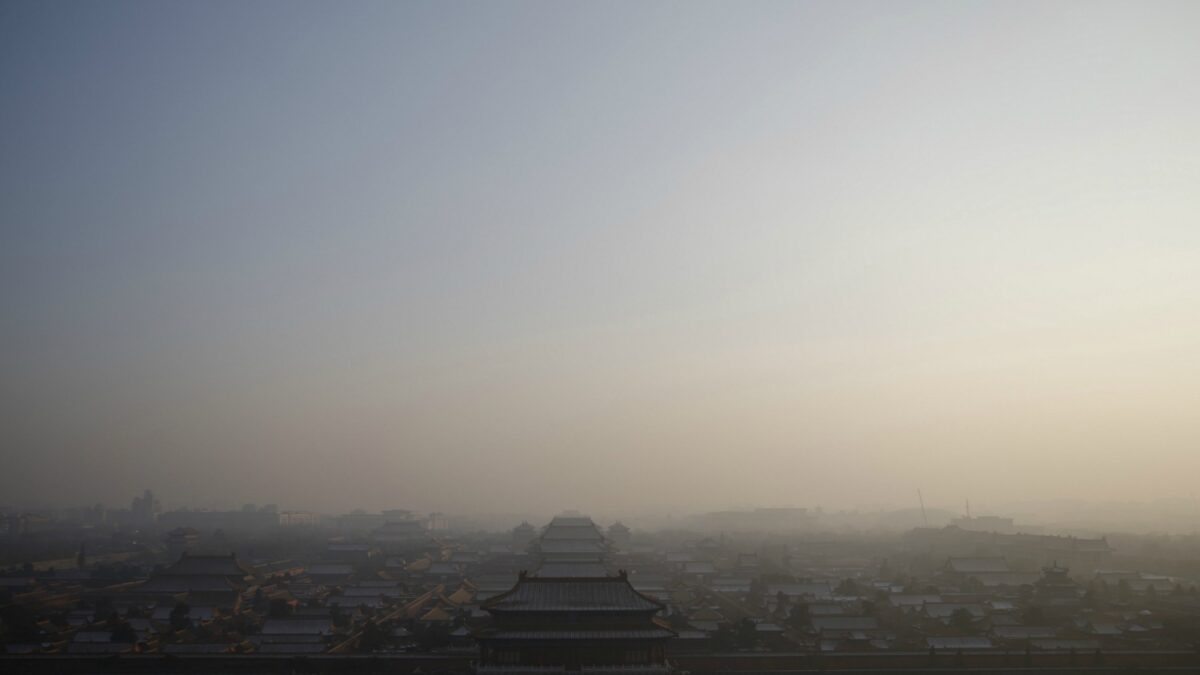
534, 563, 609, 578
539, 541, 608, 554
306, 563, 353, 576
327, 595, 385, 608
67, 643, 134, 654
923, 602, 986, 618
812, 617, 880, 631
72, 631, 115, 643
548, 516, 597, 528
484, 574, 662, 613
542, 525, 604, 541
256, 643, 328, 654
766, 582, 833, 598
1030, 639, 1101, 650
482, 629, 675, 640
927, 636, 994, 650
992, 626, 1058, 639
373, 521, 425, 535
162, 554, 251, 578
140, 575, 237, 593
162, 643, 235, 654
326, 543, 370, 551
260, 618, 333, 635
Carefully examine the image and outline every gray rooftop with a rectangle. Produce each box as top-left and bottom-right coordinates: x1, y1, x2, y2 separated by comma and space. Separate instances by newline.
534, 562, 610, 578
482, 629, 674, 640
484, 574, 662, 613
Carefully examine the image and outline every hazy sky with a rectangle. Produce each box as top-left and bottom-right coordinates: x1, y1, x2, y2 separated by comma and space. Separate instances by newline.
3, 1, 1199, 516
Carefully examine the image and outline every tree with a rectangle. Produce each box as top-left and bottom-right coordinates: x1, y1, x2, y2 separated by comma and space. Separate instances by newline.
49, 611, 69, 630
331, 605, 348, 629
950, 607, 974, 629
1117, 579, 1133, 604
169, 602, 191, 631
1023, 605, 1045, 625
359, 620, 390, 651
111, 621, 137, 644
735, 617, 758, 650
0, 603, 42, 643
268, 598, 292, 618
786, 602, 810, 628
1084, 581, 1104, 609
747, 575, 762, 593
417, 623, 450, 651
711, 623, 737, 651
835, 578, 860, 596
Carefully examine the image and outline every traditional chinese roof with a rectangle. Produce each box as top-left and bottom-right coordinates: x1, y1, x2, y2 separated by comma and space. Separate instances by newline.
162, 643, 236, 654
326, 543, 370, 552
139, 575, 238, 594
162, 553, 253, 578
548, 516, 598, 528
305, 563, 354, 576
483, 572, 663, 613
812, 616, 880, 631
482, 628, 674, 640
927, 636, 994, 650
766, 582, 833, 599
534, 562, 609, 578
542, 526, 605, 542
261, 618, 334, 636
681, 562, 717, 575
991, 626, 1058, 640
923, 602, 986, 619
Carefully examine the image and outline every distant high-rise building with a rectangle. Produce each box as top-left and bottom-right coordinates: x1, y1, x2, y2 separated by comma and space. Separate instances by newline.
427, 512, 448, 532
131, 489, 160, 524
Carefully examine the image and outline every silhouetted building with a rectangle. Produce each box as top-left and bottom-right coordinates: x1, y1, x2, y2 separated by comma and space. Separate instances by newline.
476, 570, 674, 673
370, 519, 428, 553
608, 521, 632, 549
513, 521, 537, 551
951, 515, 1016, 533
131, 489, 160, 524
165, 527, 199, 561
1034, 563, 1083, 603
136, 552, 254, 612
533, 515, 610, 568
909, 527, 1113, 572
